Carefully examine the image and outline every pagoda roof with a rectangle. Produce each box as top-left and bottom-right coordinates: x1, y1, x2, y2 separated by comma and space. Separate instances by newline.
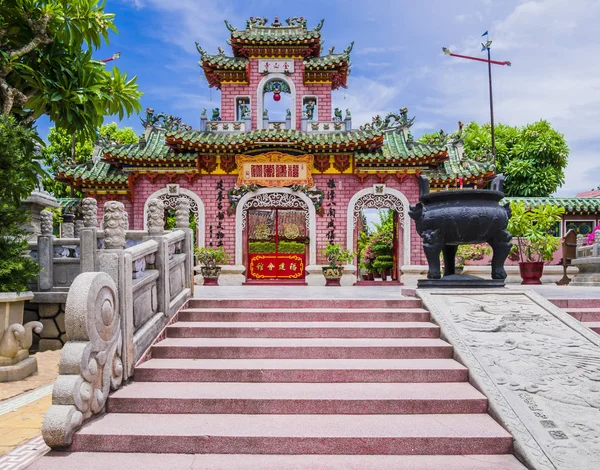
426, 141, 495, 187
165, 128, 383, 153
303, 44, 352, 89
56, 161, 128, 191
196, 45, 249, 89
355, 130, 447, 166
503, 197, 600, 215
102, 128, 197, 166
226, 17, 323, 58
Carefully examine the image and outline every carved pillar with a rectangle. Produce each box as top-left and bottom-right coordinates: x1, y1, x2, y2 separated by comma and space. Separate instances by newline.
74, 220, 84, 238
61, 213, 75, 238
38, 210, 54, 291
175, 198, 190, 229
80, 198, 98, 273
103, 201, 126, 249
147, 199, 165, 234
176, 198, 194, 293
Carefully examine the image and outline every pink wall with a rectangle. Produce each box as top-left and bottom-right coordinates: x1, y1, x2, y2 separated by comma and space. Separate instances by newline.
99, 173, 426, 267
220, 59, 333, 128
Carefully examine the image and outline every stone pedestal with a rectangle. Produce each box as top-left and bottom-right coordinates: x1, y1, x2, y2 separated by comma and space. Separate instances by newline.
21, 191, 59, 241
570, 257, 600, 286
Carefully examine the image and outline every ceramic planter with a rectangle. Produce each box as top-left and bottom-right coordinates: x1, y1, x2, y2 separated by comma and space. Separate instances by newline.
201, 266, 221, 286
519, 262, 544, 285
322, 266, 343, 286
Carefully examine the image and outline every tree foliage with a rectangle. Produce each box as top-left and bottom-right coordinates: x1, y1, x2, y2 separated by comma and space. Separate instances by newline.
0, 114, 40, 291
42, 122, 138, 197
0, 0, 142, 141
419, 121, 568, 197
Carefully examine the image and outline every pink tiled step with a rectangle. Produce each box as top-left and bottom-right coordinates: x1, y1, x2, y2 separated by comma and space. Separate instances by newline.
584, 321, 600, 334
134, 358, 469, 383
548, 298, 600, 309
69, 413, 513, 455
564, 308, 600, 322
150, 337, 454, 359
178, 308, 431, 322
166, 321, 440, 338
108, 382, 487, 415
187, 298, 423, 309
31, 452, 528, 469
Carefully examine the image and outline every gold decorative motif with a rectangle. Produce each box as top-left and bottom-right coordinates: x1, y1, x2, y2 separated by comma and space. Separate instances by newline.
283, 223, 300, 239
236, 152, 314, 187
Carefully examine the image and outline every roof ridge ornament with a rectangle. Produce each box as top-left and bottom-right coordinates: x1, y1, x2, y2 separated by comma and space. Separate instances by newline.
247, 16, 269, 28
195, 42, 206, 57
285, 16, 307, 28
141, 108, 193, 132
344, 41, 354, 55
314, 19, 325, 31
360, 107, 415, 132
224, 20, 237, 32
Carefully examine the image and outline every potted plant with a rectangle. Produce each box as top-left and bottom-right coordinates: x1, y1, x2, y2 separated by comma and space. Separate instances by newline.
321, 243, 355, 286
373, 255, 394, 280
195, 246, 229, 286
507, 201, 565, 284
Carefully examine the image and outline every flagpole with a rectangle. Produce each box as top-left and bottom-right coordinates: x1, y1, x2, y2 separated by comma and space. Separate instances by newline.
487, 46, 496, 162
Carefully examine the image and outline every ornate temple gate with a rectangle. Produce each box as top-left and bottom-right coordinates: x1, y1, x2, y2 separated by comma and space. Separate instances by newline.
246, 208, 308, 280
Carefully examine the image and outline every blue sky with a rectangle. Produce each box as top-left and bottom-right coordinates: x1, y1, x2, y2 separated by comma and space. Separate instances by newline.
36, 0, 600, 196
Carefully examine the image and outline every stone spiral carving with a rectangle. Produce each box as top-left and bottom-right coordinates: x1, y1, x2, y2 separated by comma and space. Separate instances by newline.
103, 201, 126, 249
40, 210, 54, 236
147, 198, 165, 234
0, 322, 43, 358
42, 272, 123, 447
82, 198, 98, 228
176, 198, 191, 228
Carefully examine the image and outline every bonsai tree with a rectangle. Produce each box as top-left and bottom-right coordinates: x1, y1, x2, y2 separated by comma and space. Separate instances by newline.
322, 243, 355, 268
507, 201, 564, 263
373, 255, 394, 279
195, 246, 229, 268
195, 246, 229, 285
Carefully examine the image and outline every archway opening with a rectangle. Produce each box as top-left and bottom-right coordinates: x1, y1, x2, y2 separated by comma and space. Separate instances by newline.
263, 91, 292, 122
357, 208, 400, 282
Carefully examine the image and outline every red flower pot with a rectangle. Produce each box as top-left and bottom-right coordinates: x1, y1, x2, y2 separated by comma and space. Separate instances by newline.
519, 262, 544, 285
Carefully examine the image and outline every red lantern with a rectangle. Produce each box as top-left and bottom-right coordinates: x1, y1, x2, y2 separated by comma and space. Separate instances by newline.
273, 92, 281, 102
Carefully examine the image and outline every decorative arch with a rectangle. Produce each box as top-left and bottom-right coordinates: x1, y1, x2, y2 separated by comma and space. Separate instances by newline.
256, 73, 297, 130
236, 187, 316, 266
346, 186, 411, 266
143, 185, 205, 248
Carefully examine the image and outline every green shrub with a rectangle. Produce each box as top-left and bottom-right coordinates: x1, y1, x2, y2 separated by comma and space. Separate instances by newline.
278, 241, 305, 254
195, 246, 229, 267
373, 255, 394, 273
248, 241, 276, 254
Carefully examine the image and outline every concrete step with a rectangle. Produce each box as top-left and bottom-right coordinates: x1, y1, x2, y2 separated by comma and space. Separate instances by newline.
186, 298, 422, 309
178, 308, 431, 323
150, 337, 454, 359
69, 413, 513, 455
549, 298, 600, 309
134, 358, 469, 383
583, 321, 600, 334
108, 382, 487, 415
565, 308, 600, 322
166, 321, 440, 338
31, 452, 528, 469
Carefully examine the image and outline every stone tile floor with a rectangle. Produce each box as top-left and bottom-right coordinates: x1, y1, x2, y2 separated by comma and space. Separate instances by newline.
0, 350, 60, 401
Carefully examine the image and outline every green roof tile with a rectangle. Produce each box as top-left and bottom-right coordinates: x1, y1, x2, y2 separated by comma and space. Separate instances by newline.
502, 197, 600, 214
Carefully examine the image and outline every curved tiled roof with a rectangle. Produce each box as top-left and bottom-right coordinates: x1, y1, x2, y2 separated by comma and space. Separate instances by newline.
503, 197, 600, 214
355, 130, 447, 165
56, 161, 128, 189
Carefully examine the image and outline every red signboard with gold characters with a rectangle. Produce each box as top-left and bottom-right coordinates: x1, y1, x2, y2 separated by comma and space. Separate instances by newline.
236, 152, 314, 188
248, 254, 305, 279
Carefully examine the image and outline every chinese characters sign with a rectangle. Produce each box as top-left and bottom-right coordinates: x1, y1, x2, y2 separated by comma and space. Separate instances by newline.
258, 59, 294, 74
248, 254, 305, 279
236, 152, 314, 188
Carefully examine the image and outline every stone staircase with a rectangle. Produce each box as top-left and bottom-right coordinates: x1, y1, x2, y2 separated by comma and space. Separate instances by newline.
42, 297, 527, 469
549, 298, 600, 334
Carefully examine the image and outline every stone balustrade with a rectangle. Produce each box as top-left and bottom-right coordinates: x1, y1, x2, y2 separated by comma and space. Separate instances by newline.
303, 120, 349, 133
204, 120, 248, 132
571, 230, 600, 286
42, 198, 193, 447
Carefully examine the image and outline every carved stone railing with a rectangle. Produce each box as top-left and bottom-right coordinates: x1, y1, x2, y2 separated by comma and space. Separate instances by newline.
576, 231, 600, 258
205, 120, 248, 133
267, 121, 289, 130
304, 120, 348, 133
42, 198, 193, 447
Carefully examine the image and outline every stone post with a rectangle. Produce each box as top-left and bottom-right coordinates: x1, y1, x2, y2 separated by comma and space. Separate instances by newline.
302, 112, 308, 132
286, 111, 291, 130
176, 198, 194, 293
263, 110, 269, 129
80, 198, 98, 273
74, 220, 84, 238
96, 200, 134, 380
199, 108, 207, 131
38, 210, 54, 291
61, 213, 75, 238
594, 230, 600, 257
144, 199, 170, 318
344, 110, 352, 131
